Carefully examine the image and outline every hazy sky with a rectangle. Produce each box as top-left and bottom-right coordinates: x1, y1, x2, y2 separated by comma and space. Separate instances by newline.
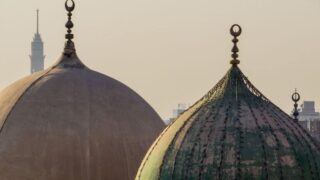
0, 0, 320, 119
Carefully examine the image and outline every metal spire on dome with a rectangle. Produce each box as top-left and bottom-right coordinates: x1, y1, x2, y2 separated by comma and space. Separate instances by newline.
63, 0, 76, 56
59, 0, 86, 68
65, 0, 75, 42
292, 89, 300, 122
230, 24, 242, 66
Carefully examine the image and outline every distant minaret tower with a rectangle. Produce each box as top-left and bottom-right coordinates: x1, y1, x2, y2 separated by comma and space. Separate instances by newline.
30, 9, 45, 74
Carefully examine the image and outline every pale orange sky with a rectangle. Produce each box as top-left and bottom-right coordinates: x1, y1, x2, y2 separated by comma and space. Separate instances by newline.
0, 0, 320, 119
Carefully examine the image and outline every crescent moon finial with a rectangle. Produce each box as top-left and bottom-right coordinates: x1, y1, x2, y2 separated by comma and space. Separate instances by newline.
65, 0, 75, 12
230, 24, 242, 66
292, 89, 300, 122
292, 91, 300, 102
63, 0, 76, 56
65, 0, 75, 43
230, 24, 242, 37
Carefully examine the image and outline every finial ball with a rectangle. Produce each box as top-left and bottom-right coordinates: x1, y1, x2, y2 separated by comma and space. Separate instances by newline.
65, 0, 75, 12
230, 24, 242, 37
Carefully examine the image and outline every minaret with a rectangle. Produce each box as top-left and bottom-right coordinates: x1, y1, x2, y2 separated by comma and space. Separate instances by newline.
30, 9, 45, 74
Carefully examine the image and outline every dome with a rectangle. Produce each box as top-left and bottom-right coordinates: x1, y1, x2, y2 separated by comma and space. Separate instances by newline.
136, 25, 320, 180
0, 1, 164, 180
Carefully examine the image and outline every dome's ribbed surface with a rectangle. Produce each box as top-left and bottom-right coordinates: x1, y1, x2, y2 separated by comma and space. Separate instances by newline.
136, 66, 320, 180
0, 48, 165, 180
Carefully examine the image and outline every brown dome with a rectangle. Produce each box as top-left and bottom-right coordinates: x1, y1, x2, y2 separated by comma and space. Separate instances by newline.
0, 2, 165, 179
0, 45, 164, 180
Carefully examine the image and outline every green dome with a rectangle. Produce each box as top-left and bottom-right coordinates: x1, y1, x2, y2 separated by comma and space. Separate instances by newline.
136, 25, 320, 180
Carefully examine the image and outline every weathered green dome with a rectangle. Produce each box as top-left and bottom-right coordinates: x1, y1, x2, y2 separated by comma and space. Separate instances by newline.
136, 25, 320, 180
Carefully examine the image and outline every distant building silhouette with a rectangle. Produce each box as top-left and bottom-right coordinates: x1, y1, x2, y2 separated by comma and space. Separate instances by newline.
165, 103, 188, 125
294, 101, 320, 141
30, 9, 45, 74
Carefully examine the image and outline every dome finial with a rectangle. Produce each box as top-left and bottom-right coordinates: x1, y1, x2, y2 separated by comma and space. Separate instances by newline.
63, 0, 76, 57
230, 24, 242, 66
292, 88, 300, 122
65, 0, 75, 42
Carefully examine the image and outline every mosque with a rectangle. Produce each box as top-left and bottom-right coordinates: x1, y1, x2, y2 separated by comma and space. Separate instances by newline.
0, 1, 164, 179
136, 25, 320, 179
0, 0, 319, 180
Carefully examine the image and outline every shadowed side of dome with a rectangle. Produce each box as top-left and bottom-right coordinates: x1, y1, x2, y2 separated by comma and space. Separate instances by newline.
136, 25, 320, 180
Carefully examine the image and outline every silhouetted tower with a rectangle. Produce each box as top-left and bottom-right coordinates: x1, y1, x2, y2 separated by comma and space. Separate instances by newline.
292, 89, 300, 121
30, 9, 45, 74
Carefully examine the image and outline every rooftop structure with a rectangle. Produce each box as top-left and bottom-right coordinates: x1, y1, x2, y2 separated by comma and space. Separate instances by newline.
300, 101, 320, 117
164, 103, 188, 125
293, 99, 320, 142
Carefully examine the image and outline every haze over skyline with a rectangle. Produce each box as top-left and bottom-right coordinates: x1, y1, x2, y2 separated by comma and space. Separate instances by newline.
0, 0, 320, 119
